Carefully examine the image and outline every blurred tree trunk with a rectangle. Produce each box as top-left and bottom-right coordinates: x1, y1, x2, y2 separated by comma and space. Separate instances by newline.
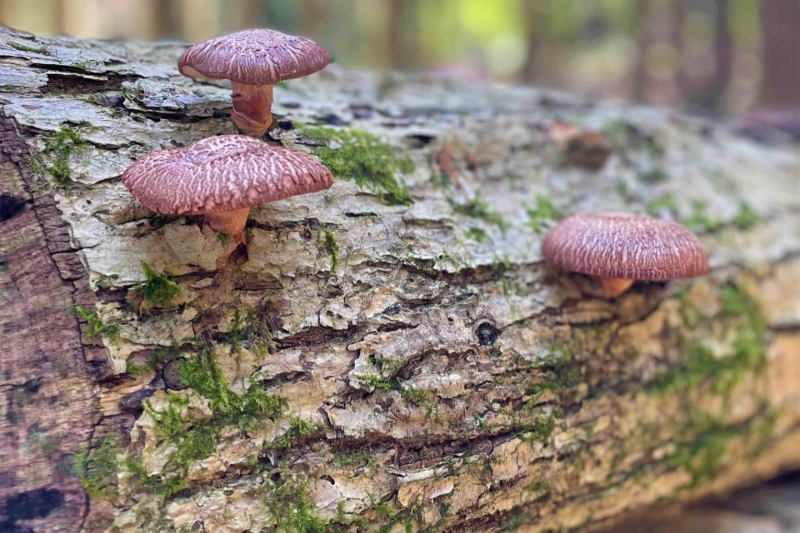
710, 0, 732, 113
759, 0, 800, 108
670, 0, 686, 107
2, 25, 800, 533
633, 0, 650, 101
521, 0, 549, 83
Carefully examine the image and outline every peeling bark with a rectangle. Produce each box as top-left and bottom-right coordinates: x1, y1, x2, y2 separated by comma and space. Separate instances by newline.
1, 26, 800, 533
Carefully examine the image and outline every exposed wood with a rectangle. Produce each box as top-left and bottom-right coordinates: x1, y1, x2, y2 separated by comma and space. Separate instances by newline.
1, 26, 800, 533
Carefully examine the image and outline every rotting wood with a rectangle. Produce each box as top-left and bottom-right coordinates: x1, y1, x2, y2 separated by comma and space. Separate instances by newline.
1, 26, 800, 533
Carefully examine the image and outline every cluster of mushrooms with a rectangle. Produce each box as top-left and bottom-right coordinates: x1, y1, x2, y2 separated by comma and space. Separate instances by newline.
121, 29, 335, 264
120, 28, 709, 297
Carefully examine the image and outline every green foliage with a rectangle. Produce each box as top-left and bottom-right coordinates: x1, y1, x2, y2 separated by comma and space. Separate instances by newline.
302, 125, 414, 206
40, 125, 87, 187
525, 195, 563, 232
450, 198, 508, 231
75, 432, 120, 498
75, 305, 119, 342
732, 201, 759, 230
140, 262, 180, 308
318, 227, 340, 273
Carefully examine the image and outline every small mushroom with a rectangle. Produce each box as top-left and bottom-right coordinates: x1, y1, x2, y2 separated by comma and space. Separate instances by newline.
542, 212, 709, 298
121, 135, 333, 264
178, 29, 330, 136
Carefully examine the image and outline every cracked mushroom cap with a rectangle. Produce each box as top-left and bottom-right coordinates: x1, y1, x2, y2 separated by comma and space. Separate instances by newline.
178, 29, 330, 85
121, 135, 333, 215
542, 212, 709, 280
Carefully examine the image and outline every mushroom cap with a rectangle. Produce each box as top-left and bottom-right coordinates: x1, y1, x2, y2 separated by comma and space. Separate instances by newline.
178, 29, 330, 85
121, 135, 333, 215
542, 212, 709, 280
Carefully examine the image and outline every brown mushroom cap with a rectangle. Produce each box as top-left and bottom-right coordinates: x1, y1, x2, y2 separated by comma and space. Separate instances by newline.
542, 212, 709, 280
121, 135, 333, 215
178, 29, 330, 85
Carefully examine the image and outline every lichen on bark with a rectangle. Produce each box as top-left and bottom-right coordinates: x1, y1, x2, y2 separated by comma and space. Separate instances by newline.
2, 26, 800, 533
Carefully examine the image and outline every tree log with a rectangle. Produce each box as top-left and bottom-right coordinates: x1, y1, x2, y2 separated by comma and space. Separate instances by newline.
2, 26, 800, 533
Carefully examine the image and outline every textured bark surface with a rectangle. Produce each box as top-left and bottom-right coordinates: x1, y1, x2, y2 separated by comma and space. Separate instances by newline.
2, 26, 800, 533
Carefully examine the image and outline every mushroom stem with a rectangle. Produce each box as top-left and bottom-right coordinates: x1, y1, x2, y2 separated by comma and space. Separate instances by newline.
205, 207, 250, 246
597, 277, 634, 299
231, 83, 274, 136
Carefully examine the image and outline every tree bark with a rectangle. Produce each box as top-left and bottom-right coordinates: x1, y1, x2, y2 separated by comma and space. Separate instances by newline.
2, 25, 800, 533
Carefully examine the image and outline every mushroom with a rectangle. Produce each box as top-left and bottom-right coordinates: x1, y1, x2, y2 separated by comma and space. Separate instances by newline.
542, 212, 709, 298
178, 29, 330, 136
121, 135, 333, 264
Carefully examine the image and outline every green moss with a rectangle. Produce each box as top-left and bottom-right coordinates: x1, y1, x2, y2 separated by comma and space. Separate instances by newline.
216, 232, 232, 248
332, 450, 377, 470
639, 167, 668, 184
179, 348, 285, 431
518, 415, 556, 443
75, 305, 119, 342
645, 193, 677, 216
140, 262, 180, 308
353, 372, 394, 391
228, 306, 277, 356
464, 227, 489, 243
523, 480, 551, 501
268, 474, 329, 533
129, 348, 286, 497
649, 283, 768, 396
681, 200, 722, 235
526, 346, 581, 398
732, 201, 759, 230
75, 432, 120, 498
40, 125, 88, 187
318, 227, 340, 273
525, 195, 563, 233
450, 198, 508, 231
9, 41, 48, 54
664, 409, 776, 485
272, 416, 326, 449
301, 125, 414, 206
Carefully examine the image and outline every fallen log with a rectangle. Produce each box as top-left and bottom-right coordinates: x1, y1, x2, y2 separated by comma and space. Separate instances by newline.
2, 26, 800, 533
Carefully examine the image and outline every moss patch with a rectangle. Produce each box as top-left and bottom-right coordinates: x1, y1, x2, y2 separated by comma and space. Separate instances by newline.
75, 305, 119, 342
318, 227, 340, 273
525, 195, 563, 233
129, 348, 285, 497
450, 198, 508, 231
75, 432, 120, 498
40, 125, 88, 187
301, 125, 414, 206
139, 262, 180, 309
9, 41, 49, 54
732, 201, 759, 230
649, 283, 768, 396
